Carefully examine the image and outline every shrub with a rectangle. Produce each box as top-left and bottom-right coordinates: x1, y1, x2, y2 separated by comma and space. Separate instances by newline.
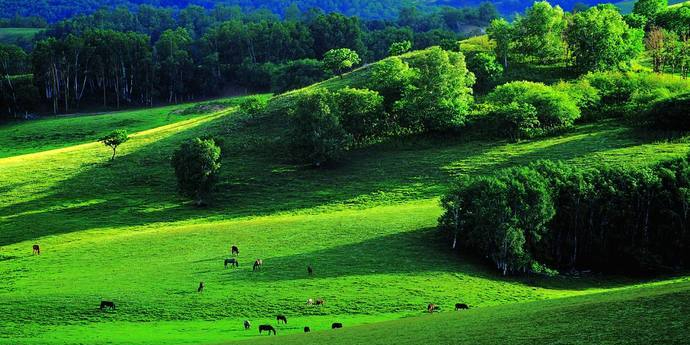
239, 96, 269, 117
486, 81, 580, 135
486, 102, 541, 140
466, 52, 504, 92
289, 90, 353, 167
394, 47, 476, 132
646, 93, 690, 130
333, 88, 386, 144
323, 48, 361, 77
552, 80, 601, 121
362, 57, 416, 111
171, 138, 222, 206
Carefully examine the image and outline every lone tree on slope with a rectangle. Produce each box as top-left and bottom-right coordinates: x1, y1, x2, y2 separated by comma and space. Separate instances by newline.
99, 129, 129, 161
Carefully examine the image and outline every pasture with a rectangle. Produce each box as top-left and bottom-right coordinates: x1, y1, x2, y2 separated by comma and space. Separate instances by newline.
1, 88, 690, 344
0, 28, 42, 44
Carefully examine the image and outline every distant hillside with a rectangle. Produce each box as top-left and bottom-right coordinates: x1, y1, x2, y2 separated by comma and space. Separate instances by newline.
0, 0, 651, 23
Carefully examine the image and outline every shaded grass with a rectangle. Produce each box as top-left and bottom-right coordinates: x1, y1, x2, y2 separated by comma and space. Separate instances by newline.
0, 28, 42, 44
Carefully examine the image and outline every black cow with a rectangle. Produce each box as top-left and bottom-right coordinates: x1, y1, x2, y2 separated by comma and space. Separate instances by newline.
243, 320, 251, 330
455, 303, 469, 311
32, 244, 40, 255
332, 322, 343, 329
276, 315, 287, 324
231, 246, 239, 256
100, 301, 116, 310
224, 258, 239, 268
259, 325, 276, 335
304, 326, 311, 333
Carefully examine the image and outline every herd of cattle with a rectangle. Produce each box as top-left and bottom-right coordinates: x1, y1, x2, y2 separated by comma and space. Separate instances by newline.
33, 244, 471, 336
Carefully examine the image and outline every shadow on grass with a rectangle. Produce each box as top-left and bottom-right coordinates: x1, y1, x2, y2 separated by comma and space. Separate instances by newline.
210, 226, 651, 291
0, 116, 669, 247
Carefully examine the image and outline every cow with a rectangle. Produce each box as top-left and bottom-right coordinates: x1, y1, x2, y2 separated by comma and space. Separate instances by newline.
243, 320, 251, 330
307, 298, 314, 305
100, 301, 116, 310
32, 244, 40, 255
253, 259, 263, 271
197, 282, 205, 293
304, 326, 311, 333
224, 258, 239, 268
231, 246, 239, 256
307, 264, 313, 276
427, 304, 438, 313
455, 303, 469, 311
276, 315, 287, 324
316, 298, 324, 306
259, 325, 276, 335
332, 322, 343, 329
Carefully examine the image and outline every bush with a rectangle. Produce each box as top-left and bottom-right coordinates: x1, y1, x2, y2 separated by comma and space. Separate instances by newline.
171, 138, 222, 206
646, 93, 690, 130
485, 81, 580, 135
239, 96, 269, 117
332, 88, 386, 144
362, 57, 416, 112
552, 80, 601, 121
466, 52, 504, 92
486, 102, 541, 140
289, 90, 353, 167
394, 47, 476, 132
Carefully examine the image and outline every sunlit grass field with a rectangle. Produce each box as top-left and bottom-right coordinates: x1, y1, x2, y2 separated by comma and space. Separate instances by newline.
2, 57, 690, 344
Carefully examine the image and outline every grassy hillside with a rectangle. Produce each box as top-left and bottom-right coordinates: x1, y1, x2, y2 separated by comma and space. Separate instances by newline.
226, 279, 690, 345
0, 27, 42, 43
1, 51, 690, 344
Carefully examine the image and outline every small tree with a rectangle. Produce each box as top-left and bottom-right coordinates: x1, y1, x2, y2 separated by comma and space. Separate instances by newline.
99, 130, 129, 161
467, 52, 504, 92
323, 48, 361, 77
171, 138, 222, 206
388, 40, 412, 56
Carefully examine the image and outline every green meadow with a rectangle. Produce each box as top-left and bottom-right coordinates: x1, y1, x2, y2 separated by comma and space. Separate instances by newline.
1, 81, 690, 343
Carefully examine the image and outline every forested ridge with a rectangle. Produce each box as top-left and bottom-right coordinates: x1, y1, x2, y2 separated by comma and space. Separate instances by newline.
0, 0, 641, 23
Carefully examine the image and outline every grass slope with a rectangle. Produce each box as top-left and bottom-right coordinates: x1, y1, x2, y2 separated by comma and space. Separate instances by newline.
1, 58, 690, 344
0, 27, 42, 44
225, 279, 690, 345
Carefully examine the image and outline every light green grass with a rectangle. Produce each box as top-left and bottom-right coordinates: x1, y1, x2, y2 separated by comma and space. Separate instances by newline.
224, 279, 690, 345
1, 56, 690, 344
0, 27, 42, 43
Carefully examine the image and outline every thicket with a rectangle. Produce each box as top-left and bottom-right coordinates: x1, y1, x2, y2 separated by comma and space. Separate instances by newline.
439, 158, 690, 275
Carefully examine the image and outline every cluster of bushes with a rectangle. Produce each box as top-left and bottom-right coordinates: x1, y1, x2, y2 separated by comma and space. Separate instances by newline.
288, 47, 476, 166
439, 158, 690, 275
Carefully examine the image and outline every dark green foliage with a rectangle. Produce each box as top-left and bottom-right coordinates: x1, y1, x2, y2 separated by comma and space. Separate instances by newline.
271, 59, 330, 93
289, 90, 353, 167
466, 52, 504, 92
99, 129, 129, 161
439, 167, 555, 275
171, 138, 222, 206
485, 81, 581, 136
645, 93, 690, 130
440, 157, 690, 274
333, 88, 386, 144
633, 0, 669, 20
485, 102, 541, 141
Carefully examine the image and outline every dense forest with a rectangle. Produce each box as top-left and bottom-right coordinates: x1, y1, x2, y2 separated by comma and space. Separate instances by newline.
0, 3, 498, 116
0, 0, 642, 23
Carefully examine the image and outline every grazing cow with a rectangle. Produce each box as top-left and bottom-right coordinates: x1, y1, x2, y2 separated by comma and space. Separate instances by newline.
253, 259, 263, 271
316, 298, 324, 306
197, 282, 205, 293
276, 315, 288, 324
243, 320, 251, 330
259, 325, 276, 335
231, 246, 239, 256
304, 326, 311, 333
307, 298, 314, 305
332, 322, 343, 329
32, 244, 40, 255
307, 265, 313, 276
427, 304, 438, 313
455, 303, 469, 311
100, 301, 116, 310
224, 258, 239, 268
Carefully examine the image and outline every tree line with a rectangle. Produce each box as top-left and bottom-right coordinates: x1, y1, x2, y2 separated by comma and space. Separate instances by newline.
439, 158, 690, 275
0, 3, 498, 118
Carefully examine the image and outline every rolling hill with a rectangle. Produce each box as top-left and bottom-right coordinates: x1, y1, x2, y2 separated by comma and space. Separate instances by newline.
1, 49, 690, 345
